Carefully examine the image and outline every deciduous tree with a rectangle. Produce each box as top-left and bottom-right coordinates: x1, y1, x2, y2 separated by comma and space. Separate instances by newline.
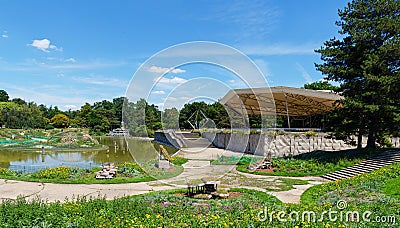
51, 114, 70, 128
0, 90, 9, 102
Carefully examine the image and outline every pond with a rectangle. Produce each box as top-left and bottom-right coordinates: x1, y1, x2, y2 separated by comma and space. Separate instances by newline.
0, 137, 178, 173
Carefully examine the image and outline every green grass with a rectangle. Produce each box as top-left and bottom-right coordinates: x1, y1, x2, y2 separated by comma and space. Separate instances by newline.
0, 163, 399, 227
167, 172, 309, 192
299, 162, 400, 226
0, 188, 282, 227
170, 156, 189, 166
218, 172, 309, 192
383, 176, 400, 198
211, 155, 261, 165
236, 148, 390, 177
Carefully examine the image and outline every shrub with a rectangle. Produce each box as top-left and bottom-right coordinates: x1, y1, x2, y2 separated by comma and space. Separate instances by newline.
170, 156, 188, 166
277, 129, 286, 135
191, 129, 201, 134
45, 124, 54, 130
238, 156, 253, 165
146, 129, 154, 138
0, 168, 16, 176
249, 129, 260, 134
32, 166, 71, 179
265, 131, 278, 137
118, 162, 145, 176
304, 130, 317, 137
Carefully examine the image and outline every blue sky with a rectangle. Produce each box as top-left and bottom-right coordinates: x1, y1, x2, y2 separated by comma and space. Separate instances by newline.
0, 0, 348, 110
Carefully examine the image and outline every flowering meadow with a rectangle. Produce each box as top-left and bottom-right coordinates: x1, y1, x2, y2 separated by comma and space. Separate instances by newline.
1, 162, 399, 227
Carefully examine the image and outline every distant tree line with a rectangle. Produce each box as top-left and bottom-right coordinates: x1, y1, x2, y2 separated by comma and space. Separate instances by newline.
0, 89, 233, 136
0, 85, 343, 137
0, 90, 125, 135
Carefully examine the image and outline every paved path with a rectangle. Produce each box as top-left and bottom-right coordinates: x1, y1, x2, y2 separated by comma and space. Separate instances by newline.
0, 146, 325, 204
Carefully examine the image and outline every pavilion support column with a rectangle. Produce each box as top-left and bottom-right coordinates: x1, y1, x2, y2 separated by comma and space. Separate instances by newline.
285, 93, 291, 129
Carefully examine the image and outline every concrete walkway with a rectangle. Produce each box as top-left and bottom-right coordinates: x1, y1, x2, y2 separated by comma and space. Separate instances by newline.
0, 147, 325, 204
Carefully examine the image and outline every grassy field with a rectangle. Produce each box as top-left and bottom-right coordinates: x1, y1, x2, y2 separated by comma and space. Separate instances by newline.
1, 162, 399, 227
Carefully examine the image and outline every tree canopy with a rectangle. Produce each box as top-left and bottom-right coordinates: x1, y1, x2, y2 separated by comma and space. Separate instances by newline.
50, 114, 70, 128
315, 0, 400, 148
0, 90, 9, 102
303, 81, 339, 91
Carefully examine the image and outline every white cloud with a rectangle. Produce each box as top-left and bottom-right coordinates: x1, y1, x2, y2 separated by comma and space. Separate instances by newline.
0, 82, 94, 111
151, 90, 166, 95
28, 39, 62, 52
147, 65, 186, 74
241, 43, 317, 56
295, 63, 313, 83
64, 104, 77, 110
154, 76, 188, 84
165, 96, 178, 101
154, 103, 165, 110
3, 59, 126, 72
171, 68, 185, 73
226, 78, 248, 88
206, 0, 280, 40
65, 58, 76, 63
72, 75, 126, 87
180, 96, 191, 101
2, 31, 8, 38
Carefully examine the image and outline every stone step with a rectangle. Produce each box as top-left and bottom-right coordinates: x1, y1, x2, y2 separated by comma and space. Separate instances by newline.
333, 168, 364, 176
370, 158, 398, 162
322, 150, 400, 181
371, 155, 400, 160
365, 155, 399, 160
356, 160, 394, 165
345, 165, 376, 171
357, 161, 394, 167
368, 157, 400, 162
330, 172, 354, 179
355, 162, 387, 167
342, 168, 375, 174
322, 173, 340, 181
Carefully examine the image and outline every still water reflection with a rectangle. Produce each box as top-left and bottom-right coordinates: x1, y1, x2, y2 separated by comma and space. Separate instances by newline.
0, 137, 176, 173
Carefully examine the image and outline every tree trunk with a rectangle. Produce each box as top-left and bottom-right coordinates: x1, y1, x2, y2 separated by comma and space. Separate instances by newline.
357, 129, 363, 149
366, 128, 376, 148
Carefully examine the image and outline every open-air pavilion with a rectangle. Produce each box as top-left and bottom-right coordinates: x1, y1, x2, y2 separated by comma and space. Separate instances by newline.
220, 86, 343, 129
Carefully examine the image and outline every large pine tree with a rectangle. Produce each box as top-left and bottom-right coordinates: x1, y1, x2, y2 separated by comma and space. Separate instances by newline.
316, 0, 400, 148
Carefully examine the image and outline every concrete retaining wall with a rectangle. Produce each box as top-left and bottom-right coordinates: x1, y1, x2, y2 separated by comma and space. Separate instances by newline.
202, 132, 400, 158
154, 131, 186, 149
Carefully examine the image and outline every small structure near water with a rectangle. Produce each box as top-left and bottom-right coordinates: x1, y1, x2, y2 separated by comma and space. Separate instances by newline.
109, 128, 129, 136
109, 122, 129, 136
95, 163, 118, 179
